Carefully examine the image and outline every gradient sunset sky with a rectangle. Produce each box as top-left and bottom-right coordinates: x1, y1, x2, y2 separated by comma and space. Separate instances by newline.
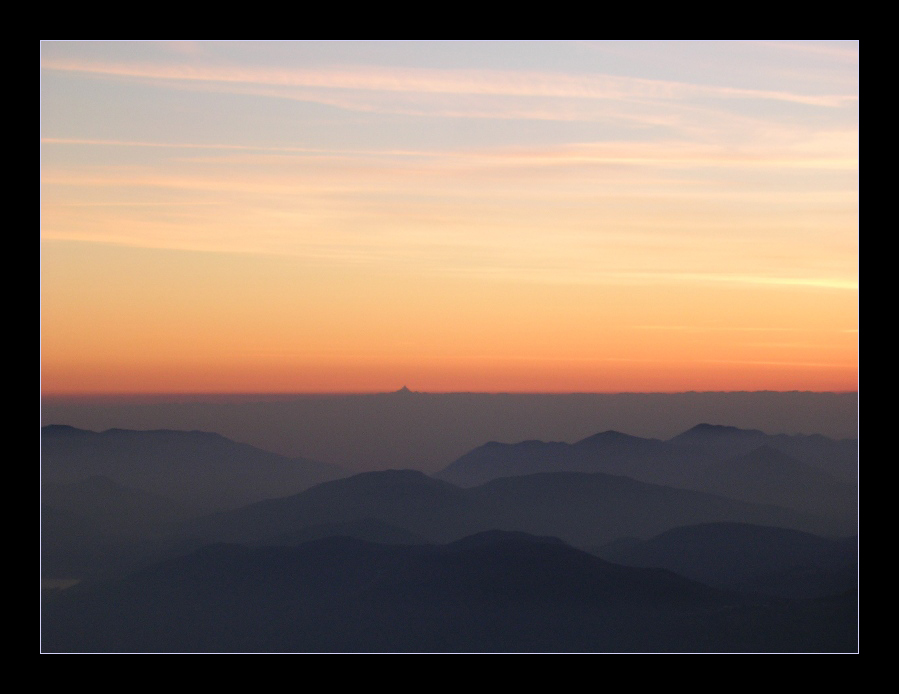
40, 41, 858, 395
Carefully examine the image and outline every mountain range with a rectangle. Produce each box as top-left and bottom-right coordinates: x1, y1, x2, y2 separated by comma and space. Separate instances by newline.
595, 522, 857, 599
41, 422, 858, 652
42, 531, 856, 653
42, 425, 345, 514
437, 424, 856, 522
177, 467, 849, 549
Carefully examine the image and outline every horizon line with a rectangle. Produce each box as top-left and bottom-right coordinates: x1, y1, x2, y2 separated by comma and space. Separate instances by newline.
41, 388, 859, 402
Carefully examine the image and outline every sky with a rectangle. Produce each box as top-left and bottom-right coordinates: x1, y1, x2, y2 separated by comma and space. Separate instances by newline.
40, 41, 858, 395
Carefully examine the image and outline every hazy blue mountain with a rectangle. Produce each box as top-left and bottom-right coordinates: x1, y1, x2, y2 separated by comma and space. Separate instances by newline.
41, 425, 345, 514
263, 518, 430, 547
41, 531, 858, 652
692, 446, 856, 518
178, 469, 848, 549
179, 470, 475, 545
438, 431, 691, 487
437, 424, 856, 522
472, 471, 851, 544
42, 508, 200, 585
42, 475, 188, 533
668, 423, 858, 482
595, 522, 857, 599
41, 476, 195, 582
42, 391, 858, 473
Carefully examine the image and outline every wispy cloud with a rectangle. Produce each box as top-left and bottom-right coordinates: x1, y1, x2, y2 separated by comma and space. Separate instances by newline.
42, 133, 858, 178
435, 267, 858, 291
40, 137, 435, 158
42, 58, 857, 109
747, 40, 859, 62
705, 358, 856, 369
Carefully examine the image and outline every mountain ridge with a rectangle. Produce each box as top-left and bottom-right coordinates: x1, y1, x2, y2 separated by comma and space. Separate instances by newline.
42, 530, 856, 653
437, 423, 857, 521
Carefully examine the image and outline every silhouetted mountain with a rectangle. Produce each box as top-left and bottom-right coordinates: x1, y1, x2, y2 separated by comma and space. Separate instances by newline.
595, 522, 857, 599
693, 446, 856, 518
41, 476, 188, 579
439, 431, 695, 487
41, 476, 191, 581
264, 518, 429, 547
474, 472, 849, 544
447, 529, 567, 550
42, 476, 188, 533
41, 425, 345, 514
437, 425, 856, 524
180, 470, 474, 545
669, 424, 858, 482
43, 392, 858, 473
178, 469, 845, 549
42, 532, 857, 652
669, 423, 766, 448
42, 505, 208, 585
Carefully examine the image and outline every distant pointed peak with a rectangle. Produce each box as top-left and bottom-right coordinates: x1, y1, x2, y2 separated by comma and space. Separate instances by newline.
394, 385, 413, 394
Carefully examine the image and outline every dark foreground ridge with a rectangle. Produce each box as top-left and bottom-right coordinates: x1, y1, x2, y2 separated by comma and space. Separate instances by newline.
42, 532, 857, 653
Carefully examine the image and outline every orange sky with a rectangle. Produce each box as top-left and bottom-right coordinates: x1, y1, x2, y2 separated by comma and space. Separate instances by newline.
41, 42, 858, 395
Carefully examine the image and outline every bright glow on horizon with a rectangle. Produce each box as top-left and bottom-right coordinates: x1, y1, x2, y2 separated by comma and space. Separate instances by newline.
41, 41, 858, 395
